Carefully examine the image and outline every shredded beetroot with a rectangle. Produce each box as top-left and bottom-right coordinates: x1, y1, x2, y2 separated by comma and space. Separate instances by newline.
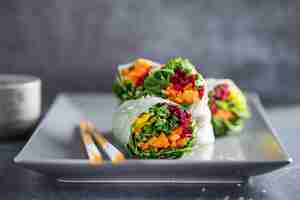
209, 100, 218, 114
198, 87, 205, 99
170, 69, 195, 91
168, 104, 193, 138
209, 83, 230, 114
182, 128, 192, 137
214, 83, 230, 100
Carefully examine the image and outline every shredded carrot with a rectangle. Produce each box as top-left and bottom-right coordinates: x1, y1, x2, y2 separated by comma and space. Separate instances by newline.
134, 58, 153, 68
150, 133, 170, 148
170, 141, 177, 148
121, 58, 152, 86
164, 84, 199, 104
138, 133, 171, 150
181, 89, 199, 104
137, 125, 193, 151
184, 83, 194, 90
168, 127, 182, 142
138, 142, 149, 150
176, 138, 188, 147
214, 110, 234, 121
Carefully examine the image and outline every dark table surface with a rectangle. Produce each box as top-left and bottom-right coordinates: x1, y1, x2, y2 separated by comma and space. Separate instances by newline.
0, 94, 299, 200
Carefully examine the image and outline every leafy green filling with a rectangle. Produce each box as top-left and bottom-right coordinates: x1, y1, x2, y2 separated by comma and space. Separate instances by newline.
113, 57, 205, 102
127, 103, 196, 159
195, 73, 204, 88
163, 57, 194, 74
144, 57, 204, 96
210, 90, 250, 136
112, 75, 147, 102
127, 123, 196, 159
143, 68, 173, 96
133, 103, 179, 142
212, 117, 244, 137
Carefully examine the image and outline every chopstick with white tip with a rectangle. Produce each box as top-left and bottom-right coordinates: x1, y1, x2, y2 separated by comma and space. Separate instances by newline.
79, 121, 103, 165
85, 121, 125, 164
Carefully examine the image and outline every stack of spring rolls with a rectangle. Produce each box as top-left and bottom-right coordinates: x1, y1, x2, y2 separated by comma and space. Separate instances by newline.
112, 57, 250, 159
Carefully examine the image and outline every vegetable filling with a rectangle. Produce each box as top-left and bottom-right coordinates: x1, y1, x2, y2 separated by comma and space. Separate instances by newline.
113, 57, 206, 107
121, 59, 152, 87
164, 68, 204, 105
208, 83, 250, 136
144, 57, 205, 107
127, 103, 196, 159
113, 58, 155, 101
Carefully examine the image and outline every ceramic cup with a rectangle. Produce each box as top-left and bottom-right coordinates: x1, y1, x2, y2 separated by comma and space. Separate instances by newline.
0, 74, 41, 138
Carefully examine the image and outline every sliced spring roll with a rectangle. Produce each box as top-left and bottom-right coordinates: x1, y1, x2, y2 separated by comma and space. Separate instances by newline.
144, 57, 206, 108
112, 97, 214, 159
207, 79, 250, 136
143, 57, 214, 144
113, 57, 214, 145
113, 58, 161, 102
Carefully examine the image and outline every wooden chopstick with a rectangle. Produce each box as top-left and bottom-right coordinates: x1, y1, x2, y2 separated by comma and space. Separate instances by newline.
79, 121, 103, 165
85, 121, 125, 164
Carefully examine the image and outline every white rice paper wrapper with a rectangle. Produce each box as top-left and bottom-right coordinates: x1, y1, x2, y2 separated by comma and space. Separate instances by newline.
112, 96, 215, 148
189, 80, 215, 145
112, 96, 171, 146
116, 61, 215, 146
182, 144, 215, 161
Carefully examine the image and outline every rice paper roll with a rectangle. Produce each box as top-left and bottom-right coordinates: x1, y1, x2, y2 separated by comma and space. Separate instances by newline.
112, 97, 214, 159
113, 58, 161, 102
113, 57, 215, 145
143, 57, 206, 107
207, 79, 250, 137
113, 57, 207, 109
143, 57, 214, 144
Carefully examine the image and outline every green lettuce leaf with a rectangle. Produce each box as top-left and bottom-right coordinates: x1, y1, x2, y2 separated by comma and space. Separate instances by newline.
112, 76, 146, 102
127, 103, 196, 159
212, 118, 228, 137
195, 73, 204, 88
143, 68, 173, 96
164, 57, 195, 74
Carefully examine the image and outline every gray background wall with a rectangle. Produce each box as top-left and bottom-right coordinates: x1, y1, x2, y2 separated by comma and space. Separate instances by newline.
0, 0, 299, 107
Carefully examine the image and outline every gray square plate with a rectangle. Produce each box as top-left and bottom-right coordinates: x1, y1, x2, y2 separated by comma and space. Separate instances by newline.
14, 93, 291, 184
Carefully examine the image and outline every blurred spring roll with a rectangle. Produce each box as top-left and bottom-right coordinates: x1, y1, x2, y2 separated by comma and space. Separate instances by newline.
207, 79, 250, 137
113, 97, 215, 159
